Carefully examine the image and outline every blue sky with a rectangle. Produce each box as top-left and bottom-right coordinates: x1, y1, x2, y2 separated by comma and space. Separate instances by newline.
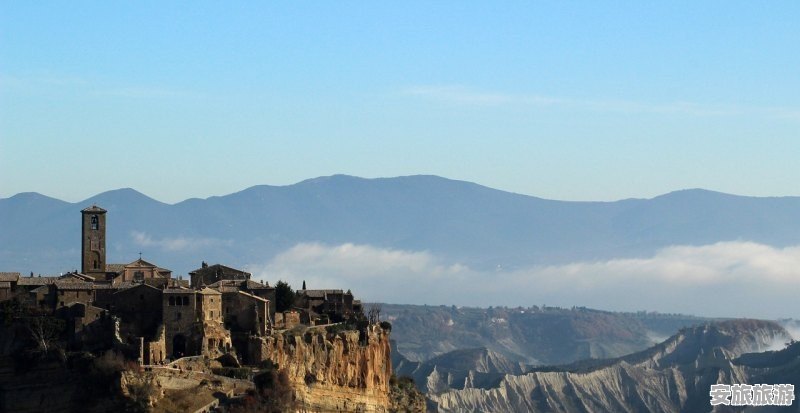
2, 2, 799, 203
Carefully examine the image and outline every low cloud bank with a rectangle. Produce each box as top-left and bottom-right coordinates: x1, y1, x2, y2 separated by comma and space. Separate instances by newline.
248, 241, 800, 319
131, 231, 232, 252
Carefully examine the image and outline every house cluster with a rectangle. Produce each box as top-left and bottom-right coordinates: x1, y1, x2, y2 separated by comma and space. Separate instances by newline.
0, 205, 362, 365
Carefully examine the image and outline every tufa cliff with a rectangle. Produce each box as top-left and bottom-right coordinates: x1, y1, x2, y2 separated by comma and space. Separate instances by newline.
250, 324, 407, 412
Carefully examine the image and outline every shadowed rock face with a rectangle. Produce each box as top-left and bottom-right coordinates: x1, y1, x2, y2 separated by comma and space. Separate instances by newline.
421, 320, 794, 413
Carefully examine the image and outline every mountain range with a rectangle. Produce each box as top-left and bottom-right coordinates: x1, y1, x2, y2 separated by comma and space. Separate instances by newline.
3, 174, 800, 276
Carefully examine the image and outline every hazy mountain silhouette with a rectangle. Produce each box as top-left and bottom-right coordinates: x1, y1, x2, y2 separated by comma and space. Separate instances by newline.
3, 175, 800, 275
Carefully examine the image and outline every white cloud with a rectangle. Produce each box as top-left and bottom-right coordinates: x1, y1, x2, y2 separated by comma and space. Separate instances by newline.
403, 85, 800, 120
130, 231, 232, 252
249, 241, 800, 319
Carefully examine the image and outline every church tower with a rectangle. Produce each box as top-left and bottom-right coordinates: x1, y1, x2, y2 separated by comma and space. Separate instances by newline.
81, 205, 107, 277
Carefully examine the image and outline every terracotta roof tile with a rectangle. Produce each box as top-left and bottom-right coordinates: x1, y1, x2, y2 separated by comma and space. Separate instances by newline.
0, 272, 20, 282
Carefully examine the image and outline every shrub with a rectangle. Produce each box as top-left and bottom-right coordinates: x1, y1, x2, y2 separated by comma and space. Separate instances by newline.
212, 367, 252, 380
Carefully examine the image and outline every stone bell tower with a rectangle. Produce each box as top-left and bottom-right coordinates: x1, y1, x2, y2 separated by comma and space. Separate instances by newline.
81, 205, 107, 277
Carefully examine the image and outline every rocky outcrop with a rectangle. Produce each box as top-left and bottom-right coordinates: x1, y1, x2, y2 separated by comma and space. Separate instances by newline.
427, 320, 793, 412
251, 324, 393, 412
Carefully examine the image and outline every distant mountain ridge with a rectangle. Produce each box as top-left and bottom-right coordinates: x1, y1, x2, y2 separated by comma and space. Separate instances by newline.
3, 174, 800, 275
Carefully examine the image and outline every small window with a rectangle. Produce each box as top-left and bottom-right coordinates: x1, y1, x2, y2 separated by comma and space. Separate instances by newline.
182, 296, 189, 306
94, 260, 98, 269
210, 311, 214, 318
169, 296, 175, 306
176, 312, 181, 320
91, 215, 98, 230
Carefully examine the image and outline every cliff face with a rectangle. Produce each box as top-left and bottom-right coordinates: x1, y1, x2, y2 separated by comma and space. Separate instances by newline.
427, 320, 792, 413
252, 324, 393, 412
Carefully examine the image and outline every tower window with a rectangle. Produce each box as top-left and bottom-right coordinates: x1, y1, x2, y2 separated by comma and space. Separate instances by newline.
94, 260, 98, 269
91, 215, 98, 230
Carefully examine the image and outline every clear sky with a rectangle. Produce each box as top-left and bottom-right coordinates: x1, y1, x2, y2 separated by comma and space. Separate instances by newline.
2, 2, 799, 204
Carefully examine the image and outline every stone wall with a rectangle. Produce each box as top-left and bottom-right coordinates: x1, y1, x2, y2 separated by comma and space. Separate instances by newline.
250, 324, 393, 412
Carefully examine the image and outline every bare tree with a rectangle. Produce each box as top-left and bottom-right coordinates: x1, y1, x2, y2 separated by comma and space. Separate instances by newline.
367, 304, 382, 325
25, 316, 64, 354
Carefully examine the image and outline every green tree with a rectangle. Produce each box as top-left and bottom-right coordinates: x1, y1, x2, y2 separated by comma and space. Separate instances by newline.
275, 280, 295, 312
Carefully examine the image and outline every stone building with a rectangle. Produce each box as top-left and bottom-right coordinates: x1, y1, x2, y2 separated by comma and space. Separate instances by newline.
221, 290, 270, 339
0, 272, 20, 301
297, 289, 357, 322
162, 287, 232, 359
208, 279, 276, 319
51, 281, 96, 309
106, 258, 172, 285
189, 262, 251, 287
111, 283, 164, 339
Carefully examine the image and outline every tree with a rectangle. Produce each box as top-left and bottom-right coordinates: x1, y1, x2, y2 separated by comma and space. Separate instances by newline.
367, 304, 382, 324
302, 280, 306, 290
24, 316, 64, 355
274, 280, 295, 313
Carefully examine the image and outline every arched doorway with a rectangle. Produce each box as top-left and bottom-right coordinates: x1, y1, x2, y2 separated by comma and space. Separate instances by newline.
173, 334, 187, 359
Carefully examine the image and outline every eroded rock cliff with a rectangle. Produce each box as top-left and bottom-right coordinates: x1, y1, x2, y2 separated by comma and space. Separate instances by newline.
251, 324, 395, 412
427, 320, 793, 413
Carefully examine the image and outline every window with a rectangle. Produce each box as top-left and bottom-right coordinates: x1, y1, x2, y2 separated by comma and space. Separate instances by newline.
93, 260, 98, 269
169, 296, 175, 306
176, 312, 181, 320
91, 215, 98, 230
182, 296, 189, 306
134, 271, 144, 281
210, 311, 214, 318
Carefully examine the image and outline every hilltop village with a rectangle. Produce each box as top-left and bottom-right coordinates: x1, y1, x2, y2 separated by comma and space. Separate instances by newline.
0, 205, 364, 365
0, 206, 416, 413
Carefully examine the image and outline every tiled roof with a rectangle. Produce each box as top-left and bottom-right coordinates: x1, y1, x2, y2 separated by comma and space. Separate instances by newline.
106, 264, 126, 274
299, 289, 344, 298
53, 281, 95, 290
197, 287, 221, 295
17, 277, 59, 286
245, 280, 272, 289
125, 258, 158, 268
189, 263, 251, 277
81, 205, 107, 213
164, 287, 193, 294
60, 272, 95, 281
0, 272, 20, 282
112, 281, 137, 290
214, 286, 241, 293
